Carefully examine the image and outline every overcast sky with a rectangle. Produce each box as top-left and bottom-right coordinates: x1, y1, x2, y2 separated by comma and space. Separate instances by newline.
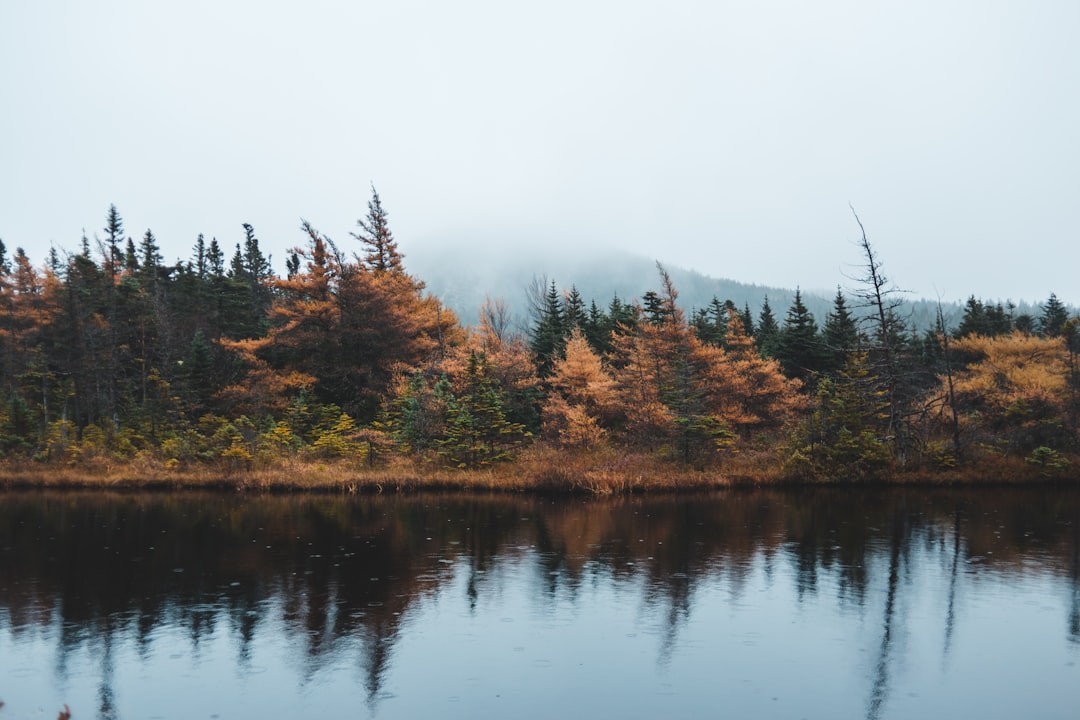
2, 0, 1078, 305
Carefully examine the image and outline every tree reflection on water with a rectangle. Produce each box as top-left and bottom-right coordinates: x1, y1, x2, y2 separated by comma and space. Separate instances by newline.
0, 487, 1077, 717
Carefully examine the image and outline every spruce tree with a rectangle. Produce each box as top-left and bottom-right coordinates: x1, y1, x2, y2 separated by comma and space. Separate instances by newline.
1040, 292, 1069, 338
139, 229, 163, 278
123, 238, 139, 272
822, 287, 859, 373
739, 302, 755, 337
757, 296, 779, 357
563, 286, 587, 330
530, 280, 566, 376
776, 288, 824, 382
692, 295, 729, 347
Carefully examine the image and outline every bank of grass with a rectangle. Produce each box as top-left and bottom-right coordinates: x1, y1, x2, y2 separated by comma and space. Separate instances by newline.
0, 443, 1073, 493
0, 444, 772, 494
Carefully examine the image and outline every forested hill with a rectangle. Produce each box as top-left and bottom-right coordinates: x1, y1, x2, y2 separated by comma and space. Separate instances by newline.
410, 237, 1065, 334
408, 238, 966, 332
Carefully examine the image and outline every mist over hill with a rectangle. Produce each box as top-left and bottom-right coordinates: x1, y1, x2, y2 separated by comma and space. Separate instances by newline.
406, 237, 978, 334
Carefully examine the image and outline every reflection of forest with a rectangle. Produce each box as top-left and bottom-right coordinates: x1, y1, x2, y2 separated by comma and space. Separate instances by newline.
0, 488, 1077, 708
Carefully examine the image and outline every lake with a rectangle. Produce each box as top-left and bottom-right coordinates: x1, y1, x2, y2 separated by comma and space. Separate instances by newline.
0, 487, 1077, 719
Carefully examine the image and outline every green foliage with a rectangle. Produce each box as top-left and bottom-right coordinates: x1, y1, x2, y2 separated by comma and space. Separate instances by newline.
1025, 446, 1071, 477
1, 394, 38, 454
437, 352, 529, 469
530, 280, 567, 377
310, 413, 363, 458
775, 288, 825, 382
383, 372, 451, 453
1040, 293, 1069, 338
787, 353, 892, 480
756, 297, 779, 357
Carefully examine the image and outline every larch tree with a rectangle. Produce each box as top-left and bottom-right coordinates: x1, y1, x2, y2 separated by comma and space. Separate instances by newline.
542, 327, 617, 448
947, 331, 1073, 458
351, 185, 404, 274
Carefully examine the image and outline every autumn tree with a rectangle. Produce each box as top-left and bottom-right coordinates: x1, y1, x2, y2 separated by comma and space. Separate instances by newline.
221, 200, 461, 422
946, 331, 1074, 458
695, 311, 804, 440
542, 328, 617, 448
351, 185, 403, 274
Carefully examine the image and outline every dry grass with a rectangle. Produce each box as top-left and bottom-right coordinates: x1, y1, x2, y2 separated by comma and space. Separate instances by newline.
0, 445, 743, 494
0, 444, 1074, 494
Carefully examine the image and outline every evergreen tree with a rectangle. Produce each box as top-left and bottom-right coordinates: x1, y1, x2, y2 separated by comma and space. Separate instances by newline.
206, 238, 225, 278
756, 296, 779, 357
123, 238, 139, 272
957, 296, 1013, 338
775, 288, 824, 382
563, 286, 588, 330
692, 296, 728, 347
351, 185, 404, 273
103, 204, 124, 277
582, 299, 610, 354
529, 280, 566, 377
739, 302, 755, 337
822, 287, 860, 373
193, 234, 208, 280
139, 229, 163, 278
1040, 292, 1070, 338
437, 350, 527, 468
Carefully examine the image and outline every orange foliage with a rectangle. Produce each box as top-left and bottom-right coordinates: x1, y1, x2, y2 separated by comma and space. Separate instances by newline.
947, 331, 1073, 452
543, 329, 618, 447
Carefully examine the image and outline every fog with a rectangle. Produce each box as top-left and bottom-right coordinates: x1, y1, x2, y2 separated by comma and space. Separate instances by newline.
2, 1, 1078, 305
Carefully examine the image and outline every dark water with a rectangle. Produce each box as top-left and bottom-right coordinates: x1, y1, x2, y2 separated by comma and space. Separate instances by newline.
0, 488, 1078, 719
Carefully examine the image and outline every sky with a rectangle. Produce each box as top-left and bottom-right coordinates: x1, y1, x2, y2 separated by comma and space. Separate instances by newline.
2, 0, 1079, 306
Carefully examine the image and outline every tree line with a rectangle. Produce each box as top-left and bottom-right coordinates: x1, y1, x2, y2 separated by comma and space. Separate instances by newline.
1, 193, 1077, 480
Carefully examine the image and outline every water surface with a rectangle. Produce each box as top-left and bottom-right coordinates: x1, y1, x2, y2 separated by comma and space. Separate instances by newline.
0, 488, 1077, 719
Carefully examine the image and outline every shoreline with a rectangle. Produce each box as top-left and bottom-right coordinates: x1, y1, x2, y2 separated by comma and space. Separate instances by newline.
0, 452, 1075, 494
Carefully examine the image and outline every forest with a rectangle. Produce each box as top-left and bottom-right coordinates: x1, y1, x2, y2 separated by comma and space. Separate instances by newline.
1, 191, 1078, 490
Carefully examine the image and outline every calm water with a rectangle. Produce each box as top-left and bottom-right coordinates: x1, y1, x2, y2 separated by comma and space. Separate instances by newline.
0, 488, 1077, 719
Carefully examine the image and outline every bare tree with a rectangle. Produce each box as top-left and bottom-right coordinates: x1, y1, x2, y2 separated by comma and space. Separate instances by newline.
848, 206, 908, 463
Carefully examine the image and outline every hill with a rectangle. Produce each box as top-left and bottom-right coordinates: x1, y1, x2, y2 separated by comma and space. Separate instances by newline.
406, 239, 972, 334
